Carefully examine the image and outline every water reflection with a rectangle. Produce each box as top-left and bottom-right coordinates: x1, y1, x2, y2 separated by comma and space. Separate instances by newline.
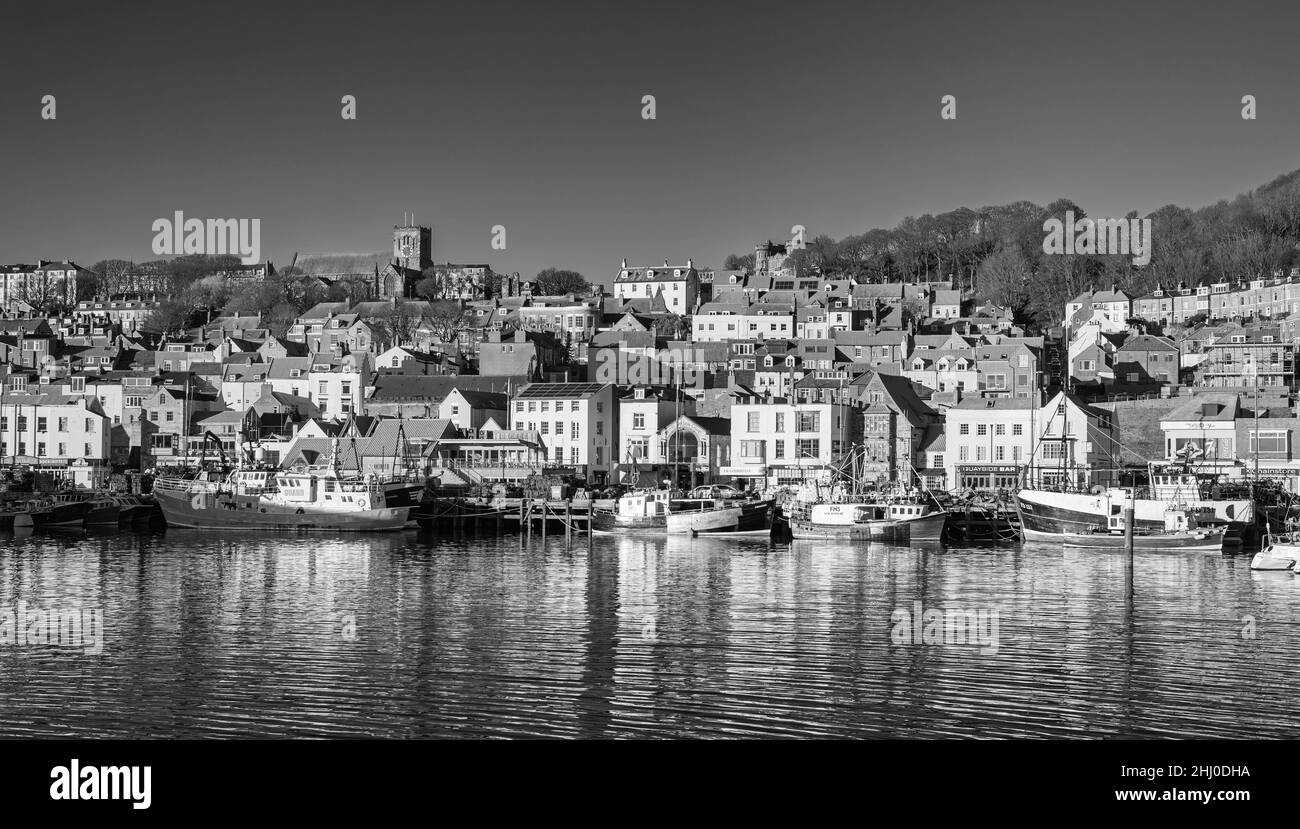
0, 528, 1297, 738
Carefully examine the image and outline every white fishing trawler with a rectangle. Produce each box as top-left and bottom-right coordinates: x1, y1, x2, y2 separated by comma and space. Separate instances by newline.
783, 446, 947, 541
153, 439, 409, 532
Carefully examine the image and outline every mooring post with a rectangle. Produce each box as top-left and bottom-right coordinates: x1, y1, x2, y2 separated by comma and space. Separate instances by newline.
565, 501, 573, 546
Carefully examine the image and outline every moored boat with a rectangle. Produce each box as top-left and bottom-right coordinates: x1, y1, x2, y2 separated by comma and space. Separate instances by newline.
1060, 526, 1226, 552
667, 490, 773, 536
84, 497, 121, 526
1250, 533, 1300, 571
789, 502, 904, 540
152, 467, 409, 532
45, 492, 92, 527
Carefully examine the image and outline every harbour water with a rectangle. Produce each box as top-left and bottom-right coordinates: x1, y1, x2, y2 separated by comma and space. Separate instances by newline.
1, 528, 1298, 738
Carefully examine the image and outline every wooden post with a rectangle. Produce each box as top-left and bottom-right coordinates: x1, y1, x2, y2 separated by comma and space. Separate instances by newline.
525, 501, 532, 543
565, 501, 573, 547
541, 500, 548, 542
1124, 505, 1135, 558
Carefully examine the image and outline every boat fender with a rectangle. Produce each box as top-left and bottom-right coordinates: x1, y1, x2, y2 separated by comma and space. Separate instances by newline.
295, 508, 304, 515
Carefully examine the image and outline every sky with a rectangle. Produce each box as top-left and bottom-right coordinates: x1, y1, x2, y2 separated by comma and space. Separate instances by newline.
3, 0, 1300, 286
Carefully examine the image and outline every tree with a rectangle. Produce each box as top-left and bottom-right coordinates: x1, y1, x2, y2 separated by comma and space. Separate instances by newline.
977, 243, 1034, 318
423, 300, 465, 345
144, 297, 200, 335
89, 259, 135, 299
415, 274, 443, 301
722, 253, 755, 272
533, 268, 589, 296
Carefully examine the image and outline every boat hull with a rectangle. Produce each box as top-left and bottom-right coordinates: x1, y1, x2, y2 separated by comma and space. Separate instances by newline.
46, 500, 91, 527
1013, 489, 1249, 540
667, 500, 773, 536
84, 502, 121, 526
591, 512, 666, 533
1250, 543, 1300, 571
1060, 530, 1225, 552
155, 487, 408, 532
789, 518, 902, 540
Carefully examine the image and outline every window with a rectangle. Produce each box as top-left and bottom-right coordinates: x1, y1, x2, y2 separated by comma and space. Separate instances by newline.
959, 446, 969, 461
595, 422, 603, 436
571, 401, 579, 412
1080, 360, 1095, 371
37, 417, 47, 432
554, 421, 562, 437
85, 418, 94, 432
1251, 430, 1288, 454
1013, 446, 1021, 461
932, 454, 943, 468
166, 411, 174, 423
795, 438, 820, 457
774, 441, 785, 459
748, 412, 760, 432
995, 446, 1005, 461
995, 424, 1005, 436
775, 413, 785, 432
540, 422, 549, 434
976, 446, 986, 461
977, 424, 987, 436
959, 424, 969, 435
1012, 424, 1023, 436
796, 411, 820, 432
740, 440, 764, 458
633, 413, 645, 430
37, 442, 46, 457
571, 447, 580, 465
571, 422, 580, 440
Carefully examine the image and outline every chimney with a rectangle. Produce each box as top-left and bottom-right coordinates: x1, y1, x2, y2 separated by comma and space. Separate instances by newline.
621, 258, 627, 269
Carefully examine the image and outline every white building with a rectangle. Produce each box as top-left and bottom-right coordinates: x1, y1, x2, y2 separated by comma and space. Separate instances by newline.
722, 399, 858, 486
613, 259, 699, 316
941, 391, 1115, 490
510, 382, 615, 483
0, 389, 112, 485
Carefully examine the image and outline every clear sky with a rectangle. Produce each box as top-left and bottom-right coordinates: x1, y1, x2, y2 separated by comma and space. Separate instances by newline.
2, 0, 1299, 284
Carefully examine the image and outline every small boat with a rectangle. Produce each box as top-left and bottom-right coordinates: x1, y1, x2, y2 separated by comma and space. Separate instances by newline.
667, 488, 773, 536
1250, 533, 1300, 571
1061, 526, 1226, 552
1, 498, 51, 530
591, 488, 673, 533
789, 502, 903, 540
84, 497, 121, 527
45, 492, 93, 527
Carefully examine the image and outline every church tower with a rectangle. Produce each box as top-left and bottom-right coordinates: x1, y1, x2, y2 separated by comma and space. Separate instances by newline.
393, 221, 433, 273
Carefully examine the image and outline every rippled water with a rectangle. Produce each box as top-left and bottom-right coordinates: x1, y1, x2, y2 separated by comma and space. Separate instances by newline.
1, 526, 1298, 738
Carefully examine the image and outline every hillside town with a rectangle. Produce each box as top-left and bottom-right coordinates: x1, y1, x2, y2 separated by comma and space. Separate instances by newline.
1, 221, 1298, 504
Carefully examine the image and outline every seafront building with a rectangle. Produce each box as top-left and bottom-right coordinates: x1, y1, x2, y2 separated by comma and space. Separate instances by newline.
0, 222, 1297, 493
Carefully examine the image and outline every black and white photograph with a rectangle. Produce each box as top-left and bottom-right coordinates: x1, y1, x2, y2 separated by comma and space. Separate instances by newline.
0, 0, 1291, 812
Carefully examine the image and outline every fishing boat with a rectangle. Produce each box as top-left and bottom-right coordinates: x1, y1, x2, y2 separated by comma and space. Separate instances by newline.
665, 486, 774, 535
788, 502, 903, 540
1015, 466, 1252, 541
45, 491, 93, 527
1250, 533, 1300, 571
152, 459, 409, 532
0, 498, 52, 530
83, 496, 121, 527
591, 488, 673, 533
